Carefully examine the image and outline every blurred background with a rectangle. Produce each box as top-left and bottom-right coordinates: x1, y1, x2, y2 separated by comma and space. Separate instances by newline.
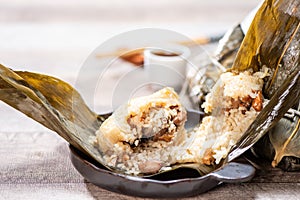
0, 0, 261, 85
0, 0, 262, 127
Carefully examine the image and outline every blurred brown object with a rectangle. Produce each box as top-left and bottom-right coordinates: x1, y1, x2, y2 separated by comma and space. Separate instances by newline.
96, 34, 223, 66
119, 49, 145, 66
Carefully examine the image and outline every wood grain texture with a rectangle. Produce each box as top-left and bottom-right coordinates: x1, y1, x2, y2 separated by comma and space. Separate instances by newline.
4, 0, 298, 199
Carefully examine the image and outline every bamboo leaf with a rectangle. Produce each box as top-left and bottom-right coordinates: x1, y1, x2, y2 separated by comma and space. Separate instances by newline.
0, 64, 109, 167
230, 0, 300, 98
269, 112, 300, 167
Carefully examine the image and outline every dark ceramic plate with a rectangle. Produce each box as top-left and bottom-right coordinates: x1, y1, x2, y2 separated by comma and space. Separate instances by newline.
70, 149, 255, 198
69, 110, 256, 198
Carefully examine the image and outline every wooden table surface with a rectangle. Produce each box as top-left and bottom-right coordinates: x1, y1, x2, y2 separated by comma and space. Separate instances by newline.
2, 0, 300, 199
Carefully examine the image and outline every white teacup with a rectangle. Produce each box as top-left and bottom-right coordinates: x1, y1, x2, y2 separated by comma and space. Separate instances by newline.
144, 45, 191, 92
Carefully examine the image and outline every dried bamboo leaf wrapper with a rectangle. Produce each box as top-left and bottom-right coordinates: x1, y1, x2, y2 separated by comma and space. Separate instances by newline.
0, 64, 109, 168
230, 0, 300, 98
269, 114, 300, 167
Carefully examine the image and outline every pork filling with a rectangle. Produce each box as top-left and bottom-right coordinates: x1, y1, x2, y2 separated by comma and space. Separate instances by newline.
126, 104, 186, 148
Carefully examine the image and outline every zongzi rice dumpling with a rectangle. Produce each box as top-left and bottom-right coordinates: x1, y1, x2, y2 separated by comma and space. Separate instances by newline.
94, 87, 188, 174
180, 67, 269, 165
94, 67, 269, 175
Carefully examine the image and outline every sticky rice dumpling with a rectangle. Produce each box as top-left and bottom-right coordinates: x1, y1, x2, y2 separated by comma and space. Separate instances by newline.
94, 87, 187, 174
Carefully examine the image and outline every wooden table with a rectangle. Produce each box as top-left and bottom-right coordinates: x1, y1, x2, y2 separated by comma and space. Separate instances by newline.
2, 0, 300, 199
